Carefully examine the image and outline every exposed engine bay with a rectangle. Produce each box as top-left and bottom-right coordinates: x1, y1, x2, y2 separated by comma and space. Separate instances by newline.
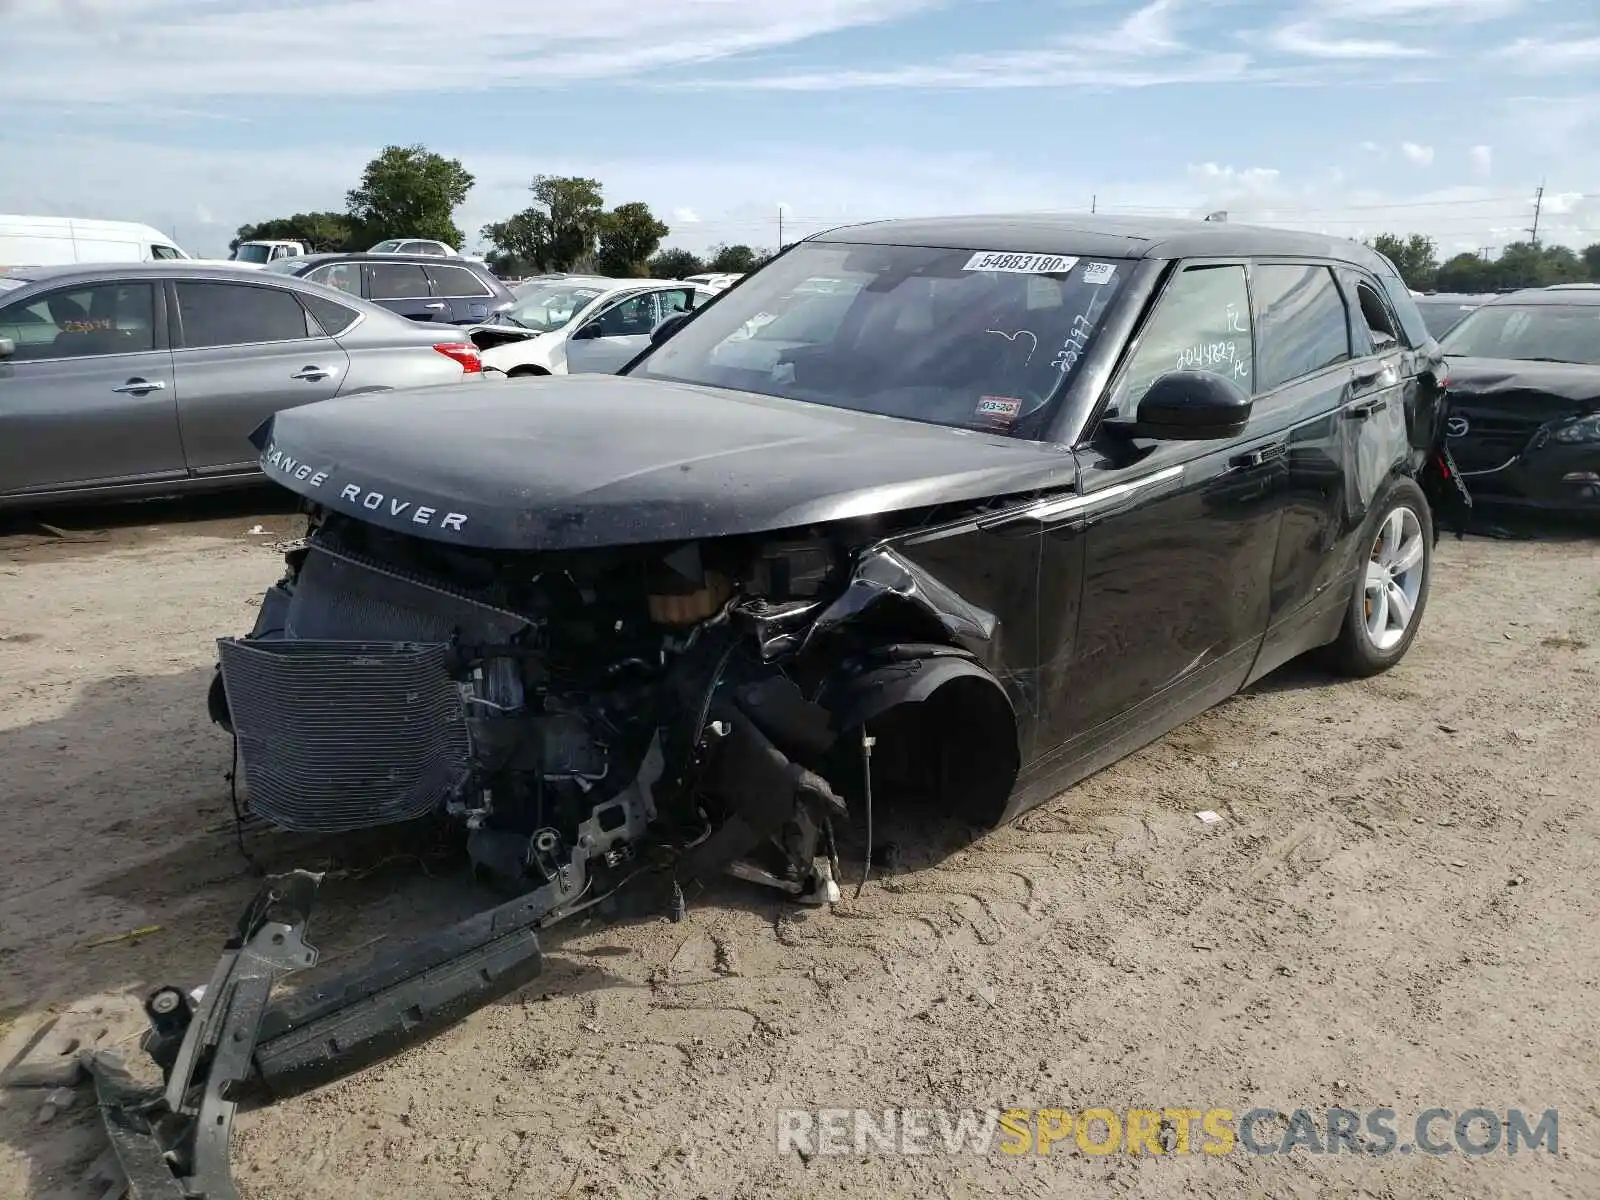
207, 503, 981, 923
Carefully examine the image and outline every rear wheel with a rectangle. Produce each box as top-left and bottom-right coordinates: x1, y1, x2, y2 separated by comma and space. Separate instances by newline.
1320, 478, 1433, 677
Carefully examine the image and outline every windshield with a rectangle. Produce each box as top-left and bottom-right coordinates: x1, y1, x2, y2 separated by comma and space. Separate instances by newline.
630, 241, 1130, 437
262, 258, 307, 275
232, 244, 273, 264
504, 281, 607, 332
1414, 299, 1480, 340
1441, 303, 1600, 365
370, 240, 402, 252
0, 277, 27, 293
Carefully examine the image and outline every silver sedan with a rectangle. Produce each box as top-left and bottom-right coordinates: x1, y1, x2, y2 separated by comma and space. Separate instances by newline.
0, 263, 483, 510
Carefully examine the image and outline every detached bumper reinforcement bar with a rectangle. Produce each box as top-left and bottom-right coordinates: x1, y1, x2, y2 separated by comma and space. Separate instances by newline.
86, 870, 546, 1199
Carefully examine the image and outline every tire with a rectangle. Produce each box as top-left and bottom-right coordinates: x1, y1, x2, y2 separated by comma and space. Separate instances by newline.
1319, 477, 1434, 678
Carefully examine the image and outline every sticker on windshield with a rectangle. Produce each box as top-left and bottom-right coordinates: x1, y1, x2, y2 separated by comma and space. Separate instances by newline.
1082, 262, 1117, 286
962, 251, 1079, 275
976, 395, 1023, 423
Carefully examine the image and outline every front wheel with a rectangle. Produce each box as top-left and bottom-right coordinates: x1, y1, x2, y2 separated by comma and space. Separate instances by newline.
1320, 478, 1433, 678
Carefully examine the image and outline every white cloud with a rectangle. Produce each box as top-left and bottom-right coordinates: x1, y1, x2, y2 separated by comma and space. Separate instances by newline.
1469, 144, 1492, 177
1501, 36, 1600, 72
1267, 21, 1431, 59
673, 207, 702, 224
1188, 163, 1285, 197
670, 0, 1261, 91
1400, 142, 1435, 166
0, 0, 937, 101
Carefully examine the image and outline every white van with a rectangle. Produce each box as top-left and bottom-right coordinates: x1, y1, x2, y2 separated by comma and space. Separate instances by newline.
0, 215, 192, 268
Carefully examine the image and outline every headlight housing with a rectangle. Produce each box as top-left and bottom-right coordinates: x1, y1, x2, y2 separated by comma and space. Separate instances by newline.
1551, 414, 1600, 444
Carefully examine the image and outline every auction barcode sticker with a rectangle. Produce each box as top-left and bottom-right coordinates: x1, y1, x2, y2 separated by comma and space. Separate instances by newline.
962, 251, 1079, 274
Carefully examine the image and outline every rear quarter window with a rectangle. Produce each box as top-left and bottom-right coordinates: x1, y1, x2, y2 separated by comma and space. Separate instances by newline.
1369, 257, 1431, 347
301, 293, 360, 337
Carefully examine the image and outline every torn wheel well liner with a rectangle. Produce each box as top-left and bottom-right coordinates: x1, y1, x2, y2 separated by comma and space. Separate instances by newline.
822, 648, 1020, 828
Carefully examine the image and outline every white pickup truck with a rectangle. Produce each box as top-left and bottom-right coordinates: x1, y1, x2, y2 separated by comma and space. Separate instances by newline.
228, 239, 312, 268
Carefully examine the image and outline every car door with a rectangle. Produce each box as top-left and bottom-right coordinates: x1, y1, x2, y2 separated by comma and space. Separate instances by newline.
1243, 262, 1364, 678
424, 263, 496, 324
365, 262, 446, 322
1035, 260, 1286, 763
564, 290, 666, 373
168, 278, 349, 474
0, 278, 185, 495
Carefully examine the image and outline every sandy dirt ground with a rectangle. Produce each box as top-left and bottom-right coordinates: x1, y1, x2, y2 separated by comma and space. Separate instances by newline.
0, 495, 1596, 1200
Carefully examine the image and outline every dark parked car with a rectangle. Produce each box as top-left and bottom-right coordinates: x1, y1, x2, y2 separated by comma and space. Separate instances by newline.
1413, 291, 1496, 339
1438, 285, 1600, 512
212, 212, 1450, 907
122, 216, 1455, 1194
263, 252, 514, 325
0, 263, 483, 510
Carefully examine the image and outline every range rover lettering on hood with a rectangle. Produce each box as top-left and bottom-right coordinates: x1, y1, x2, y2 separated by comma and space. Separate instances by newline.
262, 445, 470, 532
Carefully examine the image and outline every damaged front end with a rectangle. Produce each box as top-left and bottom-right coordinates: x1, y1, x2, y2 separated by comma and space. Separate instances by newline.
209, 514, 886, 909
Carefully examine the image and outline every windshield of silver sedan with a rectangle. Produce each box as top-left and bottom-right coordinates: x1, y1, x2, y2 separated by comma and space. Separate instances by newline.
630, 242, 1130, 436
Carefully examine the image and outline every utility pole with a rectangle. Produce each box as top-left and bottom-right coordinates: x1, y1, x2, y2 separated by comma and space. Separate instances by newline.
1090, 193, 1097, 214
1528, 182, 1544, 249
778, 206, 784, 249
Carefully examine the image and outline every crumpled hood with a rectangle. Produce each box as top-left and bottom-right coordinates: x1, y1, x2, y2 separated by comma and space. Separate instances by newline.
249, 374, 1076, 550
1444, 356, 1600, 407
1442, 356, 1600, 473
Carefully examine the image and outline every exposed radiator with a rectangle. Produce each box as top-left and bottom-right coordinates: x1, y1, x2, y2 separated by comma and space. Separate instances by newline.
217, 638, 472, 833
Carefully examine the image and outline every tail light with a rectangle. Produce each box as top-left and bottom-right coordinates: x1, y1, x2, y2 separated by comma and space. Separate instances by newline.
432, 341, 482, 373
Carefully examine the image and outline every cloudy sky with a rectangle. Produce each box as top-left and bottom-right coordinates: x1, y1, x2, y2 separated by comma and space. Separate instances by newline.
1, 0, 1597, 260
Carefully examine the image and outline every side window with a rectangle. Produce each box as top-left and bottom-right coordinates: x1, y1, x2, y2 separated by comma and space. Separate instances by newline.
175, 282, 312, 348
150, 245, 184, 261
1369, 256, 1430, 347
1252, 264, 1351, 391
589, 294, 657, 337
0, 283, 156, 360
306, 262, 361, 296
1109, 263, 1252, 414
1351, 277, 1400, 354
655, 288, 695, 318
368, 263, 430, 300
301, 293, 359, 337
425, 265, 491, 298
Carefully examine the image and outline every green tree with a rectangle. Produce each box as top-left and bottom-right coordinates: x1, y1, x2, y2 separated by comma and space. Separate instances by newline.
482, 176, 606, 273
345, 144, 475, 249
649, 247, 706, 279
1434, 251, 1487, 293
708, 243, 763, 273
1370, 232, 1438, 291
231, 211, 357, 253
596, 202, 670, 277
1584, 243, 1600, 281
479, 212, 546, 278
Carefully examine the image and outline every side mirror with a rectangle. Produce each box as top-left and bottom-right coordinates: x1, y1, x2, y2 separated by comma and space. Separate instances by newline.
650, 310, 692, 346
1104, 370, 1252, 441
570, 322, 602, 341
0, 337, 13, 360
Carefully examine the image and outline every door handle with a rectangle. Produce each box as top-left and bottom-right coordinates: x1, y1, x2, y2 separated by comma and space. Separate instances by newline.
423, 302, 447, 311
1228, 443, 1287, 470
111, 378, 165, 394
1347, 397, 1388, 419
291, 366, 331, 381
